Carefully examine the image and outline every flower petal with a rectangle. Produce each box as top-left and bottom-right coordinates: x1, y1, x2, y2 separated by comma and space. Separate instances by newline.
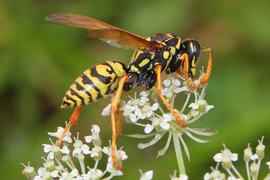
189, 103, 199, 110
144, 124, 154, 134
231, 153, 238, 161
101, 104, 111, 116
160, 122, 170, 130
213, 153, 223, 162
84, 135, 93, 143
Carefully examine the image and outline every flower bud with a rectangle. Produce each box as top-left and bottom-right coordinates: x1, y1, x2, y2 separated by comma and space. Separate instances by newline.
22, 165, 36, 179
43, 160, 56, 172
256, 143, 265, 160
197, 100, 207, 113
52, 146, 62, 160
244, 146, 252, 161
250, 162, 259, 177
91, 146, 102, 161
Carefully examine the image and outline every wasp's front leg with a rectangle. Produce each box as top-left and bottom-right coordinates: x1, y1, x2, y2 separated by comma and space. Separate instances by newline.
179, 48, 212, 89
155, 65, 188, 128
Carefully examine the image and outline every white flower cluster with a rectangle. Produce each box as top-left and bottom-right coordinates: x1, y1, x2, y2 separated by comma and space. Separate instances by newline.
119, 76, 215, 177
22, 124, 127, 180
204, 137, 270, 180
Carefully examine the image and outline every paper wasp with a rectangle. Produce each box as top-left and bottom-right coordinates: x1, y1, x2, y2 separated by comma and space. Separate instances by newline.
45, 13, 212, 170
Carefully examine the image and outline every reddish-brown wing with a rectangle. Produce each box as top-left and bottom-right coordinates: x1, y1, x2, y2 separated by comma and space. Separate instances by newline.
45, 13, 163, 50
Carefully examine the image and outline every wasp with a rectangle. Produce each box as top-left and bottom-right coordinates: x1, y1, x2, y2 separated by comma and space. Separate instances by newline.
45, 13, 212, 170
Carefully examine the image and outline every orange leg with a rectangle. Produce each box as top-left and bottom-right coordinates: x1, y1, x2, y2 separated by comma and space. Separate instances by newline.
110, 75, 128, 170
56, 107, 82, 146
155, 65, 188, 128
179, 48, 212, 89
115, 106, 122, 138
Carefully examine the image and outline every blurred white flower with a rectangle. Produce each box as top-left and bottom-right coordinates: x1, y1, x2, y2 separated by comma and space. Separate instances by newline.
140, 170, 153, 180
59, 169, 79, 180
266, 162, 270, 169
34, 167, 58, 180
213, 149, 238, 163
203, 170, 226, 180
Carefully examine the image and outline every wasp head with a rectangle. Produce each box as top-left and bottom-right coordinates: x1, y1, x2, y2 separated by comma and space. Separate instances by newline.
180, 39, 201, 77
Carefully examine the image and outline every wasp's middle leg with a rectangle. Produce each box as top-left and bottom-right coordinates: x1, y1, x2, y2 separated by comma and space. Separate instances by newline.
155, 65, 188, 128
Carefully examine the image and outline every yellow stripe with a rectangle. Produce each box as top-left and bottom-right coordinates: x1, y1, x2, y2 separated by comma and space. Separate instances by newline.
77, 77, 99, 101
96, 64, 114, 78
85, 70, 108, 97
138, 59, 150, 67
176, 37, 181, 49
70, 84, 90, 104
66, 90, 81, 106
170, 47, 176, 55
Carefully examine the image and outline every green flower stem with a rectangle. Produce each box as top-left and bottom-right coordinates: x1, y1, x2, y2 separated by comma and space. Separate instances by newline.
245, 161, 251, 180
231, 164, 244, 179
173, 134, 186, 175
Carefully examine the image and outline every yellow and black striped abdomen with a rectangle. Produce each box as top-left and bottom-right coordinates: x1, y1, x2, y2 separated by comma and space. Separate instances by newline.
61, 61, 127, 108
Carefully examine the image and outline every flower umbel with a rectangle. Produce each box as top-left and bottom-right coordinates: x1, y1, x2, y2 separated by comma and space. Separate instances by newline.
22, 125, 127, 180
121, 76, 215, 176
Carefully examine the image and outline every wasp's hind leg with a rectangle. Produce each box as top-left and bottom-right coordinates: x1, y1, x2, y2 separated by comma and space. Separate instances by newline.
115, 106, 122, 138
179, 48, 212, 89
155, 65, 188, 128
56, 107, 82, 146
110, 75, 128, 170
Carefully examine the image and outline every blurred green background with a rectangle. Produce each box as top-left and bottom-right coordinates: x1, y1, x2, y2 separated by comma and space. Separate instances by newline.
1, 0, 270, 179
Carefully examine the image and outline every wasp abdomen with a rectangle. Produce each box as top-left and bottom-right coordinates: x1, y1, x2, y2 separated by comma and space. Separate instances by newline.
61, 61, 127, 108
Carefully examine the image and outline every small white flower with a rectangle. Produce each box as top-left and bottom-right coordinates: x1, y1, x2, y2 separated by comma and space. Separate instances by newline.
85, 168, 103, 179
159, 113, 173, 130
189, 100, 214, 113
140, 170, 153, 180
162, 78, 187, 98
34, 167, 58, 180
59, 169, 79, 180
213, 149, 238, 163
84, 125, 101, 145
103, 146, 128, 176
43, 143, 69, 160
73, 139, 91, 156
48, 127, 72, 143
